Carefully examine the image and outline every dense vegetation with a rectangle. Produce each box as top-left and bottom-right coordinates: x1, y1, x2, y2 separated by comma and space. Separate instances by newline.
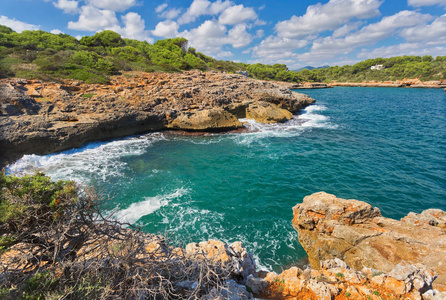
1, 25, 444, 84
294, 56, 446, 82
0, 172, 241, 299
0, 25, 298, 84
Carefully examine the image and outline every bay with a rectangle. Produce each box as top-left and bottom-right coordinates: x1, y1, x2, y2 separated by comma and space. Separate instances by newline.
8, 87, 446, 272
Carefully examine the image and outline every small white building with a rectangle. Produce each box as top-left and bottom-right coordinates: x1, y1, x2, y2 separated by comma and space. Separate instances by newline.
371, 65, 384, 70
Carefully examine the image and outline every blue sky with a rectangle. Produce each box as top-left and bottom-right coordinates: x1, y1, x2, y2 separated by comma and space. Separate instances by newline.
1, 0, 445, 68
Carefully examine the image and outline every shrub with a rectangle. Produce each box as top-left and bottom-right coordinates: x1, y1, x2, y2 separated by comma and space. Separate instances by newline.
0, 172, 240, 299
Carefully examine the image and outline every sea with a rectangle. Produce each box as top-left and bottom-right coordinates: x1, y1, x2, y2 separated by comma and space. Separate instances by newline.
7, 87, 446, 272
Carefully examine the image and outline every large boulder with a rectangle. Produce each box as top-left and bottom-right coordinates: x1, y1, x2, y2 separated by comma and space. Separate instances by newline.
292, 192, 446, 291
246, 101, 292, 123
167, 108, 243, 131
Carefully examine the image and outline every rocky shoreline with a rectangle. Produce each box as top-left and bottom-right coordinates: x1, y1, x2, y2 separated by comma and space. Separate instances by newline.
0, 71, 314, 167
328, 79, 446, 88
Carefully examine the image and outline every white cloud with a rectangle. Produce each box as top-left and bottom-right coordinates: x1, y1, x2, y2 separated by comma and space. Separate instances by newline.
155, 3, 168, 13
68, 5, 119, 31
332, 22, 362, 38
408, 0, 446, 7
53, 0, 79, 14
255, 29, 264, 38
309, 10, 433, 57
50, 29, 64, 34
275, 0, 382, 39
0, 15, 40, 32
85, 0, 138, 12
177, 0, 233, 24
250, 35, 309, 65
160, 8, 182, 19
218, 4, 257, 25
400, 14, 446, 45
151, 20, 180, 38
358, 43, 446, 58
178, 0, 213, 24
119, 12, 153, 42
182, 20, 229, 57
227, 24, 253, 48
179, 19, 255, 58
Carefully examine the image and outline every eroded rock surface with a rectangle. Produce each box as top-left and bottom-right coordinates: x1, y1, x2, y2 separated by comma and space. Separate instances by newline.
0, 71, 314, 166
257, 258, 445, 300
292, 192, 446, 291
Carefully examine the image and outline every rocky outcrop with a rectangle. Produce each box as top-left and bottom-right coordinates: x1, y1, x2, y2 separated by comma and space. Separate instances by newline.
0, 71, 315, 166
167, 107, 243, 131
255, 258, 444, 300
292, 192, 446, 291
185, 240, 256, 283
245, 101, 293, 123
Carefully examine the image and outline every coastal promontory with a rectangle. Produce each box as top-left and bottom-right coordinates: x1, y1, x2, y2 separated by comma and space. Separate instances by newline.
0, 71, 314, 166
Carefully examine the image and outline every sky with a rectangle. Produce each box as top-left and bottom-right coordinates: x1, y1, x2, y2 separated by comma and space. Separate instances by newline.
1, 0, 446, 69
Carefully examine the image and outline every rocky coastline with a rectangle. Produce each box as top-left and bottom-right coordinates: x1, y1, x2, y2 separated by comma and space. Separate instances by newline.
328, 79, 446, 88
2, 72, 445, 299
0, 71, 314, 167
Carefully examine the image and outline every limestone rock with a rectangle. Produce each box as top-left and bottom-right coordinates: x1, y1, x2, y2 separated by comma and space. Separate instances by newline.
292, 192, 446, 291
0, 71, 315, 166
167, 108, 243, 131
262, 258, 440, 299
185, 240, 255, 282
246, 101, 292, 123
202, 279, 252, 300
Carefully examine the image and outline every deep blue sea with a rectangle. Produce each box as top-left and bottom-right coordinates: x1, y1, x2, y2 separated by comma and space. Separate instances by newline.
8, 87, 446, 272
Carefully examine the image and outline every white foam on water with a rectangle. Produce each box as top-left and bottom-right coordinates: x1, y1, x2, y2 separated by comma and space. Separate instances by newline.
114, 188, 189, 224
7, 133, 166, 183
232, 104, 336, 146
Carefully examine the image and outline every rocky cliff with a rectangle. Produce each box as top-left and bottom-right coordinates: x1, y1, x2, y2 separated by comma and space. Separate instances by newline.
292, 192, 446, 293
0, 71, 314, 166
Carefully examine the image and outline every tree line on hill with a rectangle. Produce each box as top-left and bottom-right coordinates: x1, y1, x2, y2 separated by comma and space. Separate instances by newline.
0, 25, 445, 84
294, 56, 446, 82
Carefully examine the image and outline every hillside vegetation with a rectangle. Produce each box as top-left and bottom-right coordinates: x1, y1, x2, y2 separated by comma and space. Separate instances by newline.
1, 25, 445, 84
294, 56, 446, 82
0, 25, 302, 84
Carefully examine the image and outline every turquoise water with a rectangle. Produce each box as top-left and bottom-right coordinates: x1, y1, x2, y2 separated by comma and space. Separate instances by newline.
8, 87, 446, 272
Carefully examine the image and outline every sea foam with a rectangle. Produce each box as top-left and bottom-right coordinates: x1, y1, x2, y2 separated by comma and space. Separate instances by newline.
7, 133, 166, 183
114, 188, 189, 224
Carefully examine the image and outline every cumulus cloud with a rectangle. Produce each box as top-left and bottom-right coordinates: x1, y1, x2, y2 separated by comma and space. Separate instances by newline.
218, 4, 257, 25
179, 19, 255, 58
227, 24, 253, 47
250, 35, 308, 63
155, 3, 168, 13
68, 5, 119, 31
358, 43, 446, 58
151, 20, 180, 38
275, 0, 382, 39
85, 0, 138, 12
408, 0, 446, 7
177, 0, 233, 24
50, 29, 64, 34
53, 0, 79, 14
0, 15, 40, 32
119, 12, 153, 42
309, 10, 433, 57
160, 8, 182, 19
400, 14, 446, 45
332, 22, 362, 38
